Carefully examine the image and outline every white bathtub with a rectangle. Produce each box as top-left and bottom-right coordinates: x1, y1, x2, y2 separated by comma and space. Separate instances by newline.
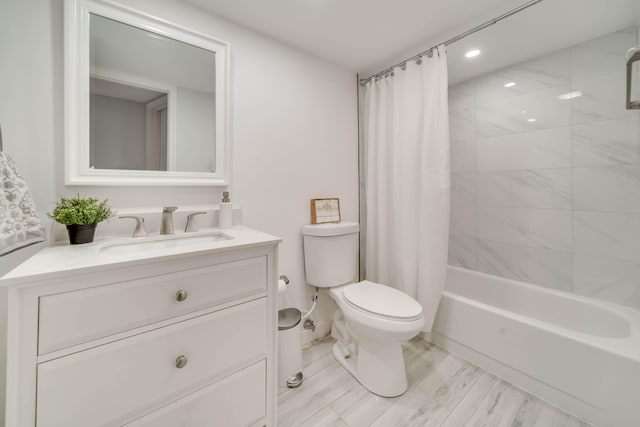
429, 266, 640, 427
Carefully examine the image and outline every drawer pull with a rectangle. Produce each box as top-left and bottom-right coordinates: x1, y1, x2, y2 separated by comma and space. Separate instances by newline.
175, 290, 188, 302
175, 355, 188, 369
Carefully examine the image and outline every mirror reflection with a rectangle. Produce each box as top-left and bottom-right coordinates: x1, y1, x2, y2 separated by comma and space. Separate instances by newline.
89, 13, 216, 173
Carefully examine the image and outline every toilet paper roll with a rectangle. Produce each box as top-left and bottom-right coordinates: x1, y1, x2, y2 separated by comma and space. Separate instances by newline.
278, 279, 287, 295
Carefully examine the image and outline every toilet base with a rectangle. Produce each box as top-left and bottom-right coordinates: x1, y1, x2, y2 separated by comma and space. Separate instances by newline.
332, 340, 408, 398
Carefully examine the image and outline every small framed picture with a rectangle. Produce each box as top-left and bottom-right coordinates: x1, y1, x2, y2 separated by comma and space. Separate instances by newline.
311, 198, 341, 224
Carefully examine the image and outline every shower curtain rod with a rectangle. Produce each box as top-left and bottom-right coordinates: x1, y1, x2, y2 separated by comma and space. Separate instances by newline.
359, 0, 544, 86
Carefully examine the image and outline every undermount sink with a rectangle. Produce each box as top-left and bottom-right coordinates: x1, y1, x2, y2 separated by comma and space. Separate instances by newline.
99, 232, 232, 256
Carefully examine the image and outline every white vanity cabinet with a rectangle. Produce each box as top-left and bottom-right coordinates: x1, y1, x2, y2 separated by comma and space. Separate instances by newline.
0, 228, 280, 427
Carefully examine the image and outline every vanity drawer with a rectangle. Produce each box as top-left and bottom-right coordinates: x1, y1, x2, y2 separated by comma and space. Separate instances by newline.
38, 255, 267, 354
125, 360, 266, 427
36, 298, 267, 427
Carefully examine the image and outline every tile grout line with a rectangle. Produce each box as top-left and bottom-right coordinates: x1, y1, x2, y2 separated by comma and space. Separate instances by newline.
436, 373, 502, 426
419, 338, 488, 426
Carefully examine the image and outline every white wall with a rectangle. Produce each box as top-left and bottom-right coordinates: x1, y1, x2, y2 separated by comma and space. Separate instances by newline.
0, 0, 359, 317
175, 87, 215, 172
90, 94, 147, 170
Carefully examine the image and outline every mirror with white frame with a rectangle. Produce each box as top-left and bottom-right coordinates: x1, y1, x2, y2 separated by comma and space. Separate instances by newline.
65, 0, 229, 186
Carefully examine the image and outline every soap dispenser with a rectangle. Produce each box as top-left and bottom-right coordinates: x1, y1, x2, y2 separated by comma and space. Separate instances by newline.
219, 191, 233, 229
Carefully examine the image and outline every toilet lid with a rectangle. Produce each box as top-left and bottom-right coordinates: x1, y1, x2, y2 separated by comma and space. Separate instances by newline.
342, 281, 423, 321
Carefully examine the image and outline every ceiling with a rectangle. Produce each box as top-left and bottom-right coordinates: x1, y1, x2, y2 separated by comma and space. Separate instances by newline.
182, 0, 640, 84
91, 14, 215, 92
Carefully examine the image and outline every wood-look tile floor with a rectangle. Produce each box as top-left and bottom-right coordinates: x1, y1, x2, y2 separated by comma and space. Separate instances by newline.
277, 336, 594, 427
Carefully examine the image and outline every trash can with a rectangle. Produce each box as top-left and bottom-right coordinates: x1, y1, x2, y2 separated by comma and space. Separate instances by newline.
278, 308, 303, 388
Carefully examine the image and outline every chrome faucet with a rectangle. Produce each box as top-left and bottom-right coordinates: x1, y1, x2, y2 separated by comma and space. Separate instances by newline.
160, 206, 178, 235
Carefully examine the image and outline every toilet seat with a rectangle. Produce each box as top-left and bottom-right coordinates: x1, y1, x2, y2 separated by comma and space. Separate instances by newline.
342, 281, 423, 322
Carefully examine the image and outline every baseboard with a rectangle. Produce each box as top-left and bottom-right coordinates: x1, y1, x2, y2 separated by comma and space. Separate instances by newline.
302, 319, 331, 349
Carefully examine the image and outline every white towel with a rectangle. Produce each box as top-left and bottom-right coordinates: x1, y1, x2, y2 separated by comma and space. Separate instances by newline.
0, 152, 46, 255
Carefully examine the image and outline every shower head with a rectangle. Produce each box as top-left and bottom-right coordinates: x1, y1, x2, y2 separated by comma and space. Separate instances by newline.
626, 45, 640, 109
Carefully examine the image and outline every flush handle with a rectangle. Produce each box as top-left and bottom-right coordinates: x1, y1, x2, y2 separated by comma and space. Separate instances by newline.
175, 290, 188, 302
175, 355, 188, 369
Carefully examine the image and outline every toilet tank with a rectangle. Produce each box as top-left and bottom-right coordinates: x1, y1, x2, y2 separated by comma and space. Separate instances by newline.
302, 222, 359, 288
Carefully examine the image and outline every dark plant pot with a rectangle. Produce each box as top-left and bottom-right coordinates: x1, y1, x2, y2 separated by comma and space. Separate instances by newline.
66, 223, 97, 245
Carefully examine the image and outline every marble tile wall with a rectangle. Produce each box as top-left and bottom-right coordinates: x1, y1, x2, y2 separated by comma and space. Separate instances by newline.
448, 26, 640, 310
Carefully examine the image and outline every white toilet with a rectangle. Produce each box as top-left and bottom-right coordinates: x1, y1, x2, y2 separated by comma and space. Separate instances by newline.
302, 222, 424, 397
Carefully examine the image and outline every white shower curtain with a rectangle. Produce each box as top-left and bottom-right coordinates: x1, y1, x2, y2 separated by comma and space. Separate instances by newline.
362, 45, 450, 331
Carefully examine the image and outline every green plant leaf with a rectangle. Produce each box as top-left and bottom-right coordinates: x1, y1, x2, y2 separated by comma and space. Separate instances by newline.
47, 194, 114, 225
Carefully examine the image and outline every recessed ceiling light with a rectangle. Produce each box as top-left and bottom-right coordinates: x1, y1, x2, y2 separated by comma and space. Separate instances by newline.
504, 82, 516, 88
465, 49, 481, 58
521, 110, 527, 114
557, 91, 583, 100
528, 118, 537, 122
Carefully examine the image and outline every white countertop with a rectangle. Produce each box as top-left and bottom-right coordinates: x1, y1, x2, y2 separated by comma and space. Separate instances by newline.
1, 226, 281, 282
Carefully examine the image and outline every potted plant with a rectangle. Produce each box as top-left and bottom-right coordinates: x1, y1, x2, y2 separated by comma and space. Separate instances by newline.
48, 195, 114, 244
